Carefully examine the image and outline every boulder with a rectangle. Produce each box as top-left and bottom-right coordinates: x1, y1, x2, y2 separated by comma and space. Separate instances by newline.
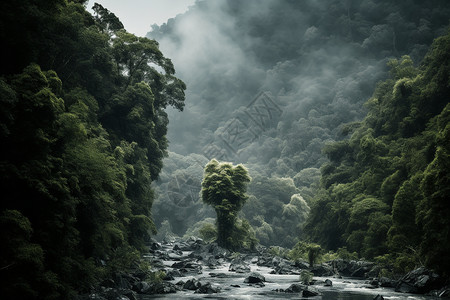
183, 278, 201, 290
244, 272, 266, 284
146, 282, 177, 294
194, 282, 220, 294
206, 256, 221, 268
373, 295, 384, 300
207, 243, 230, 259
302, 286, 321, 297
164, 269, 183, 280
133, 281, 150, 293
229, 257, 251, 273
311, 263, 334, 276
284, 283, 305, 293
122, 290, 138, 300
395, 267, 442, 294
171, 260, 202, 272
332, 259, 375, 278
324, 279, 333, 286
256, 255, 274, 267
379, 277, 395, 287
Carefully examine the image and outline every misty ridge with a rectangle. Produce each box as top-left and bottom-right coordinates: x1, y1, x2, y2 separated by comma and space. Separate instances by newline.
147, 0, 450, 247
3, 1, 450, 297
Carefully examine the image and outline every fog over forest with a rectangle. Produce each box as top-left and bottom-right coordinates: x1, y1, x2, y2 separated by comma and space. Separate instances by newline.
1, 0, 450, 297
148, 0, 450, 247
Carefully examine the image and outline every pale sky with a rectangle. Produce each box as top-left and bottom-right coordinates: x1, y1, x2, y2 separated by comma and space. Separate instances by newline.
86, 0, 196, 36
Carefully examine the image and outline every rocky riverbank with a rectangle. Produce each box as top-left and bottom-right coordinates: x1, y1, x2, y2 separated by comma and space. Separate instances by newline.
78, 237, 450, 299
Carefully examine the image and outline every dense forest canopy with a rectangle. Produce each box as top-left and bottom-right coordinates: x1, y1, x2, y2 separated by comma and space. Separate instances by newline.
1, 0, 450, 298
0, 0, 185, 298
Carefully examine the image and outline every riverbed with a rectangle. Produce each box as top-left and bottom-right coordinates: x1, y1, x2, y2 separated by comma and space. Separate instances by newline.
140, 242, 441, 300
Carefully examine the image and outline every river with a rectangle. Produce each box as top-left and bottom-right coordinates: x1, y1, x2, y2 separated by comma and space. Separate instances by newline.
139, 246, 441, 300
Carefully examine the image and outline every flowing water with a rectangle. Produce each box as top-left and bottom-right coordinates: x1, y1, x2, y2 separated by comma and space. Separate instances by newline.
140, 255, 441, 300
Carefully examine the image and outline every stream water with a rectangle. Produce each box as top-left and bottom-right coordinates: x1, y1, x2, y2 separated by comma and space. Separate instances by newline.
139, 250, 441, 300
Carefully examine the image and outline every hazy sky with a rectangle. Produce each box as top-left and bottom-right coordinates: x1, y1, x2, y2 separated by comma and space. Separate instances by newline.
86, 0, 196, 36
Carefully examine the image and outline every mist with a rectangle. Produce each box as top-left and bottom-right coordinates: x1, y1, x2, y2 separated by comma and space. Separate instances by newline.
148, 0, 450, 246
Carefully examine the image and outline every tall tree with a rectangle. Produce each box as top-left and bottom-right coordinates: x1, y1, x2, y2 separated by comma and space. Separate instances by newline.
201, 159, 251, 249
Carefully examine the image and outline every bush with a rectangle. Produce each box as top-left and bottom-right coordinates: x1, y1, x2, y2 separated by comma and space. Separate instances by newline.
199, 223, 217, 243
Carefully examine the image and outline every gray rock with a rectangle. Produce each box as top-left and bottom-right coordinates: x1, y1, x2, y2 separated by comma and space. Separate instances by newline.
133, 281, 150, 293
244, 272, 266, 284
311, 263, 334, 276
146, 282, 177, 294
302, 286, 321, 297
183, 278, 201, 290
379, 277, 395, 287
229, 257, 251, 273
395, 267, 442, 294
284, 283, 305, 293
194, 282, 220, 294
324, 279, 333, 286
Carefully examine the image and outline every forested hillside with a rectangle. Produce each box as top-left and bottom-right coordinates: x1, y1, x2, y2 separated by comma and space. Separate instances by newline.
0, 0, 185, 298
2, 0, 450, 297
149, 0, 450, 253
305, 34, 450, 277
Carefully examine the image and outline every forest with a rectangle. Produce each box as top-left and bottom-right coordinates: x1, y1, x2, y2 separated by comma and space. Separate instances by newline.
1, 0, 449, 299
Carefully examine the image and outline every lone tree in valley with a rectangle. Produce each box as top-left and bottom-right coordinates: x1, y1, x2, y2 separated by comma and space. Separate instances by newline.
201, 159, 251, 249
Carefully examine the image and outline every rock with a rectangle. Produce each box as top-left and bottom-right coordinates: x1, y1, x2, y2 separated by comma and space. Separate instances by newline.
133, 281, 150, 293
332, 259, 375, 278
171, 260, 202, 272
146, 281, 177, 294
379, 277, 395, 287
164, 269, 183, 280
351, 267, 368, 278
167, 252, 183, 260
183, 278, 201, 290
324, 279, 333, 286
194, 282, 220, 294
229, 257, 251, 273
311, 263, 334, 276
271, 259, 298, 274
284, 283, 305, 293
209, 272, 229, 278
244, 272, 266, 284
102, 287, 125, 300
207, 243, 230, 259
437, 286, 450, 297
293, 260, 310, 270
206, 256, 221, 268
185, 236, 205, 249
122, 290, 138, 300
368, 279, 379, 287
150, 241, 161, 251
302, 286, 321, 297
113, 273, 135, 290
395, 267, 442, 294
231, 284, 241, 288
373, 295, 384, 300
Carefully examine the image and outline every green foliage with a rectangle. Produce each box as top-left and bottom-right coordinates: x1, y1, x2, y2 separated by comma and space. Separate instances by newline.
230, 218, 259, 251
199, 223, 217, 243
201, 159, 251, 250
268, 246, 290, 259
243, 175, 310, 247
305, 31, 450, 277
300, 270, 314, 285
288, 241, 322, 267
0, 0, 185, 297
